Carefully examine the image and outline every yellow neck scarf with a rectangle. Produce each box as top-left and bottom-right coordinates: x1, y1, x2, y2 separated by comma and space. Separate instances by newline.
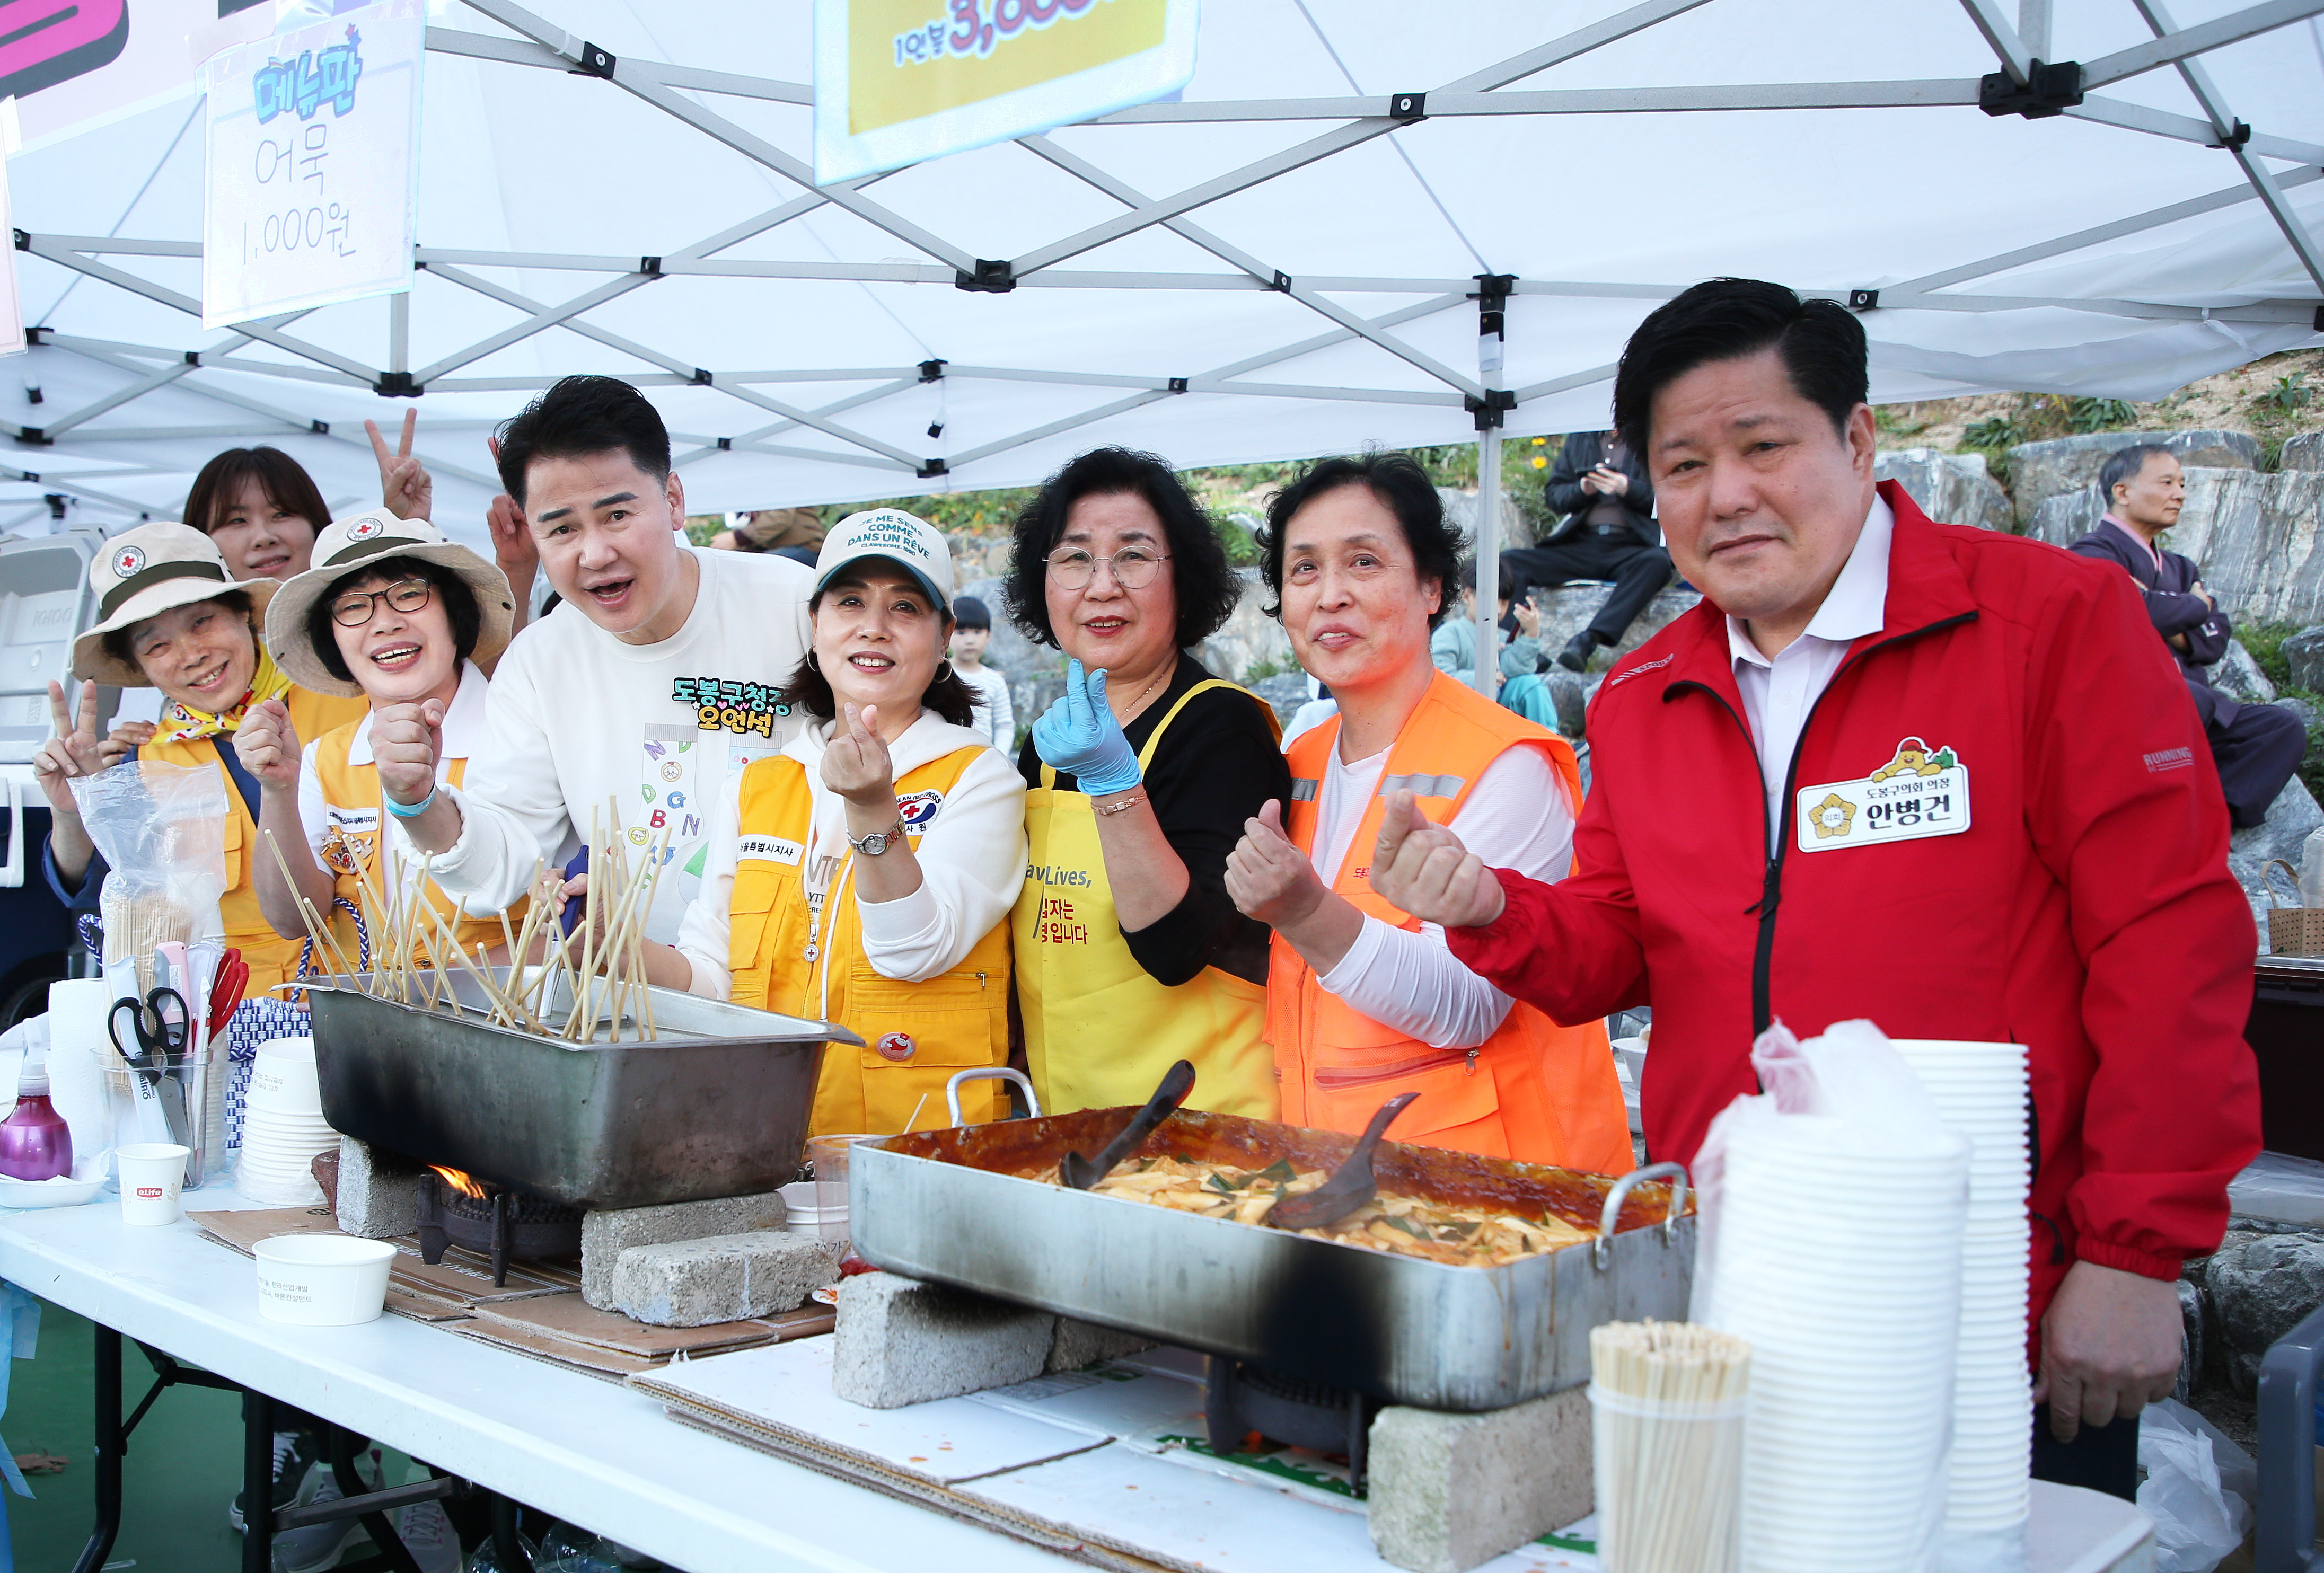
159, 648, 295, 743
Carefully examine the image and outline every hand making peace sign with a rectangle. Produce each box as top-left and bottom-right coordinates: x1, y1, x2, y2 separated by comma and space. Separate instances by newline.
33, 679, 131, 819
367, 408, 433, 523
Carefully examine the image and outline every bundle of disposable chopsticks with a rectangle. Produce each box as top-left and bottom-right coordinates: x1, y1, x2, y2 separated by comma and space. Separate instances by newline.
263, 797, 670, 1044
1589, 1320, 1753, 1573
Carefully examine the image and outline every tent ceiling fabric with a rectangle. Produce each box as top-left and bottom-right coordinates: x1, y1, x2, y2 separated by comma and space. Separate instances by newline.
4, 0, 2322, 541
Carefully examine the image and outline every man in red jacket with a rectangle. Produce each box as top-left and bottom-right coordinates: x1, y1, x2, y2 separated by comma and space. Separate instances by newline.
1372, 278, 2260, 1501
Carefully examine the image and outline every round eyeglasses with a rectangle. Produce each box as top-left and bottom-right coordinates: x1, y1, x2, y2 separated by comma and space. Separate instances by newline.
1045, 547, 1170, 591
330, 578, 433, 627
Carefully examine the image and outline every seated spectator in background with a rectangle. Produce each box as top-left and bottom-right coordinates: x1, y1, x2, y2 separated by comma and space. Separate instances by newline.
1223, 453, 1630, 1171
713, 506, 828, 569
949, 595, 1016, 750
1500, 429, 1674, 674
1431, 562, 1557, 728
2069, 444, 2303, 828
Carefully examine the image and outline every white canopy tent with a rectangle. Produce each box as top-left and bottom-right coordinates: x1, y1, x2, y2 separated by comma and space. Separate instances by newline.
1, 0, 2319, 594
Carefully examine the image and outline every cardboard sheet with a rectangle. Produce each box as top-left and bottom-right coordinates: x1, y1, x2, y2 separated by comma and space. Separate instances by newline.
470, 1293, 816, 1359
631, 1339, 1599, 1573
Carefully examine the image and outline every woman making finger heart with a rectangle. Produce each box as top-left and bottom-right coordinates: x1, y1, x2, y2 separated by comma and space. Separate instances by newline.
241, 510, 522, 963
649, 510, 1027, 1135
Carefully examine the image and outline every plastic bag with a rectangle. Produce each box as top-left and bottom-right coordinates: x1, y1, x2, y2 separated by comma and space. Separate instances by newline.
67, 758, 227, 963
2138, 1398, 2251, 1573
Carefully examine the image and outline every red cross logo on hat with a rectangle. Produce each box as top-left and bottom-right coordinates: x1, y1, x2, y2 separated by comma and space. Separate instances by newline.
348, 516, 388, 540
110, 544, 146, 578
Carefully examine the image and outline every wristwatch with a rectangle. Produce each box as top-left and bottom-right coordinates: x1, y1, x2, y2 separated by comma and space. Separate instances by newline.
848, 818, 908, 856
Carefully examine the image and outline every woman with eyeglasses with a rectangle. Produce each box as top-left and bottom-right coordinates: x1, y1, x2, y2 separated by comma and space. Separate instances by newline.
237, 510, 521, 959
1005, 448, 1292, 1120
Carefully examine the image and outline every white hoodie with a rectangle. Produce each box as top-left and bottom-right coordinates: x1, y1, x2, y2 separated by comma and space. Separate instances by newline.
674, 709, 1027, 1000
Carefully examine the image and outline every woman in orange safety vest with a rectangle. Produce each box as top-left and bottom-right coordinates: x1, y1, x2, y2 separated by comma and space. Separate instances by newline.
1224, 453, 1632, 1173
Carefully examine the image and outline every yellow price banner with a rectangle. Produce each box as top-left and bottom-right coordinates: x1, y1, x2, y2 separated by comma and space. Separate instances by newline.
815, 0, 1198, 184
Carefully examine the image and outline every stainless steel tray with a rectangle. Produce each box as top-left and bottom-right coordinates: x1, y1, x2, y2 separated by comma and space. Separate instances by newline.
307, 971, 861, 1210
852, 1108, 1692, 1412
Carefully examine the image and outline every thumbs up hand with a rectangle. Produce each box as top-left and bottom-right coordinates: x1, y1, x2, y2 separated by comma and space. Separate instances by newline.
1369, 790, 1507, 929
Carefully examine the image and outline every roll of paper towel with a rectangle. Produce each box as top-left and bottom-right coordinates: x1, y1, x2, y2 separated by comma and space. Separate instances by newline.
46, 979, 117, 1177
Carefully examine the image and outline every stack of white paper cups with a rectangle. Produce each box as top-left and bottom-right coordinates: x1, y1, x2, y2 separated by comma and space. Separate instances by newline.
1702, 1110, 1969, 1571
1891, 1039, 2034, 1561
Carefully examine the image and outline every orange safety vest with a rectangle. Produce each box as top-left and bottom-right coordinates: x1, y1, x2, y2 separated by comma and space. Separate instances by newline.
1269, 671, 1633, 1173
727, 746, 1009, 1135
307, 718, 520, 965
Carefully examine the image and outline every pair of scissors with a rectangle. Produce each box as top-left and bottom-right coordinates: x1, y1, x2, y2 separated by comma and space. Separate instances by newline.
109, 987, 190, 1066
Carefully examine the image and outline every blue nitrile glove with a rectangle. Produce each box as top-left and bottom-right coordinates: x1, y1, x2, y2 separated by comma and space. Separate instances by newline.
1032, 659, 1142, 796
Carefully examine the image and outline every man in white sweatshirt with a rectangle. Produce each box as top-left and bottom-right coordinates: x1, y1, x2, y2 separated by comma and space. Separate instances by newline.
379, 375, 813, 942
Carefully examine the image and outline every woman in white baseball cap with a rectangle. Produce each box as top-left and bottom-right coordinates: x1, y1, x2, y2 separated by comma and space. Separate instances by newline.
236, 510, 522, 962
34, 523, 363, 997
627, 508, 1029, 1135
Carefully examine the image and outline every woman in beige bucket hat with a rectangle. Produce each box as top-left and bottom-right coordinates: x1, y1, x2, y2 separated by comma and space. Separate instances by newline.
36, 523, 371, 997
235, 509, 522, 962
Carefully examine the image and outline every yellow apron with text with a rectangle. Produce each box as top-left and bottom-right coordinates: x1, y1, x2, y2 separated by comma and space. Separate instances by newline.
728, 747, 1009, 1136
1016, 680, 1280, 1119
309, 720, 523, 964
137, 734, 308, 995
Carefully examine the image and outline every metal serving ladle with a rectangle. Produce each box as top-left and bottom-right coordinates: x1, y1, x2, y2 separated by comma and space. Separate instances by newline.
1263, 1091, 1421, 1231
1061, 1059, 1198, 1189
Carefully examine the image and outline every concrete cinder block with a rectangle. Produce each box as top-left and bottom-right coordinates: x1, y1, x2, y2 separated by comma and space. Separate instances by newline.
832, 1271, 1055, 1409
610, 1231, 839, 1328
1367, 1387, 1593, 1573
1046, 1316, 1155, 1373
334, 1137, 423, 1240
580, 1192, 786, 1310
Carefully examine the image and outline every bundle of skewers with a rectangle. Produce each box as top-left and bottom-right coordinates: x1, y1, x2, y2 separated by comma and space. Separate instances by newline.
1589, 1320, 1753, 1573
264, 798, 671, 1044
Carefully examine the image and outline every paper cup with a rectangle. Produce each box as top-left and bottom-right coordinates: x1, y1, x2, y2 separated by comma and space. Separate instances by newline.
253, 1235, 395, 1325
116, 1143, 190, 1225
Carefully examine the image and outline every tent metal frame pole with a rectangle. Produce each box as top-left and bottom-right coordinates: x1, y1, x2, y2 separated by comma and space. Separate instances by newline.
1890, 166, 2324, 293
2081, 0, 2324, 87
1959, 0, 2034, 82
419, 262, 922, 469
1091, 81, 1984, 122
2063, 95, 2324, 166
2018, 0, 2053, 58
2134, 0, 2324, 295
455, 0, 975, 272
1473, 287, 1505, 702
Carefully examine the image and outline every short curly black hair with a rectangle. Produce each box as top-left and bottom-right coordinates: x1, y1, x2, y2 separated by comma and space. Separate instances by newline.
1258, 452, 1463, 630
1003, 447, 1242, 651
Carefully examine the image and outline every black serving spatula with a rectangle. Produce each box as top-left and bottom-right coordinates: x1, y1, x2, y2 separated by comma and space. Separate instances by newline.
1263, 1091, 1420, 1231
1062, 1059, 1198, 1190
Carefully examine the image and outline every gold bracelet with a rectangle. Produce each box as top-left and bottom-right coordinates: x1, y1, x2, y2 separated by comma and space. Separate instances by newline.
1094, 790, 1147, 817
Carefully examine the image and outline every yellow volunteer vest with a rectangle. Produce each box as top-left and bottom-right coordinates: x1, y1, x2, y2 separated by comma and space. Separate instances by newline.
288, 688, 370, 749
1269, 671, 1633, 1174
137, 732, 307, 996
1016, 679, 1281, 1121
727, 746, 1010, 1136
309, 718, 521, 965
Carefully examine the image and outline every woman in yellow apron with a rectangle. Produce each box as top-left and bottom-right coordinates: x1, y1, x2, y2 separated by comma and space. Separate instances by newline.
649, 509, 1027, 1134
236, 510, 522, 962
34, 524, 356, 996
1002, 448, 1291, 1120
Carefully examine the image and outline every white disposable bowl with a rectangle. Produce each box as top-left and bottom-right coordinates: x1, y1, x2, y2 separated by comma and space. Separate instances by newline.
253, 1235, 396, 1325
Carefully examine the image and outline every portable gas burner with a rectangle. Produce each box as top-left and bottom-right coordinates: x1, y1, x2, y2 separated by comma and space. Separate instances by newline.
1206, 1359, 1384, 1490
416, 1172, 584, 1287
